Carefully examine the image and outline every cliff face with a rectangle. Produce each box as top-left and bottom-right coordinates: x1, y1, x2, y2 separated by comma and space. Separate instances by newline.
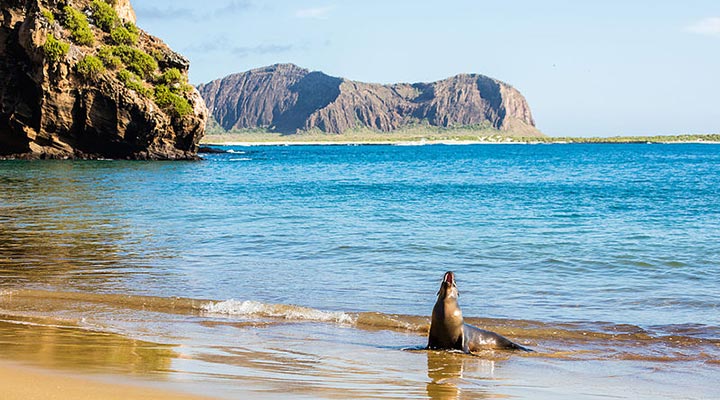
0, 0, 207, 160
198, 63, 540, 136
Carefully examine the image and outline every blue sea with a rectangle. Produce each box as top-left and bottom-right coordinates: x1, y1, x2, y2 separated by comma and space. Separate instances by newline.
1, 144, 719, 399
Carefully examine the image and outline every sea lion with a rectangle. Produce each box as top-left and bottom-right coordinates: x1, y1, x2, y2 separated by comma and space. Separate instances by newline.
428, 271, 532, 353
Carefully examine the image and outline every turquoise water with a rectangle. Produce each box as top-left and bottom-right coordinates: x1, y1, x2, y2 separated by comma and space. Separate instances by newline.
1, 143, 719, 399
2, 144, 718, 326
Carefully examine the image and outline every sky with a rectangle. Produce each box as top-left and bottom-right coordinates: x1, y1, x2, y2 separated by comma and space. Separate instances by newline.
132, 0, 720, 137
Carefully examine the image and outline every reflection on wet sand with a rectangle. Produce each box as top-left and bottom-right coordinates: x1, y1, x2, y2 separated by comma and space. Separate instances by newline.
427, 350, 464, 400
426, 350, 499, 400
0, 162, 172, 291
0, 315, 177, 376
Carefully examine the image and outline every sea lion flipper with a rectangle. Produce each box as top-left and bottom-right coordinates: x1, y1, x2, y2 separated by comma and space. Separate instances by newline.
464, 323, 533, 352
508, 341, 534, 352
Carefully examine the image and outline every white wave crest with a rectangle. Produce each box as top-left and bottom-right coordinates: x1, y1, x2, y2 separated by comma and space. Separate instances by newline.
226, 149, 246, 154
201, 300, 356, 325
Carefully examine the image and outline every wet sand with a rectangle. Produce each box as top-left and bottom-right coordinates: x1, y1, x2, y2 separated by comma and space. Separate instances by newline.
1, 289, 719, 399
0, 361, 216, 400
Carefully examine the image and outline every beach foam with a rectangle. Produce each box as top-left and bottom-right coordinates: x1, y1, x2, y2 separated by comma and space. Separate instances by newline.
201, 299, 356, 324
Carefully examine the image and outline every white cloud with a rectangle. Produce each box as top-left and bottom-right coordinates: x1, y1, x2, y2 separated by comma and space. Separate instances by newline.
185, 37, 293, 58
135, 1, 252, 21
686, 17, 720, 36
295, 6, 333, 19
135, 6, 195, 20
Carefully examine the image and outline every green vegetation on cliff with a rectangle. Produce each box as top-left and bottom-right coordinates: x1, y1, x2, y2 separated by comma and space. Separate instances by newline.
116, 69, 152, 97
41, 8, 55, 24
152, 68, 193, 117
63, 5, 94, 46
154, 85, 193, 117
42, 33, 69, 63
158, 68, 183, 85
110, 45, 157, 78
98, 45, 122, 69
110, 25, 137, 45
40, 0, 196, 120
90, 0, 120, 32
76, 55, 105, 80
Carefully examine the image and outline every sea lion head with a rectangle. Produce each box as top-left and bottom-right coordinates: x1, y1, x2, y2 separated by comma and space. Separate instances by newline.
437, 271, 459, 301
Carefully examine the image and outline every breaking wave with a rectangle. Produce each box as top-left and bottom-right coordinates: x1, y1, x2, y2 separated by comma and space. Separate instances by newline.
2, 288, 719, 363
201, 299, 356, 324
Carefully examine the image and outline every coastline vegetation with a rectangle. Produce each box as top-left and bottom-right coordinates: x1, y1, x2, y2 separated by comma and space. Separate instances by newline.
76, 55, 105, 80
154, 84, 193, 117
110, 24, 139, 45
98, 45, 122, 69
116, 69, 153, 97
42, 33, 69, 63
90, 0, 120, 32
201, 125, 720, 145
41, 8, 55, 24
63, 5, 94, 46
511, 134, 720, 144
38, 0, 194, 119
110, 45, 157, 78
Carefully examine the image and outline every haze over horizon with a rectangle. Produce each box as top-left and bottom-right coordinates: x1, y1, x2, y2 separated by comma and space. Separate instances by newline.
133, 0, 720, 137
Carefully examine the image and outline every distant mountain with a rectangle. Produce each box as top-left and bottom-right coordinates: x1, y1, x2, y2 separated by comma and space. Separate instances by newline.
197, 63, 541, 136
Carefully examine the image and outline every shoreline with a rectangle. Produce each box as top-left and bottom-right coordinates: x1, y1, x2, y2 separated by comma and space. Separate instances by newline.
0, 360, 217, 400
200, 133, 720, 146
202, 139, 521, 146
201, 139, 720, 146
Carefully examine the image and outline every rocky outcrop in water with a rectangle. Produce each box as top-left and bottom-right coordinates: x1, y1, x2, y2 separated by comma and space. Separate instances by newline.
0, 0, 207, 159
198, 63, 540, 136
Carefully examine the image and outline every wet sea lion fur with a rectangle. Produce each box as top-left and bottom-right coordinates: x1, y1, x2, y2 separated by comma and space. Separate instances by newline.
428, 271, 532, 353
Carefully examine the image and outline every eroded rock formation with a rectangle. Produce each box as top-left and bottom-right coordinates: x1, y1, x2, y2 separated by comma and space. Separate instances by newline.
0, 0, 207, 159
198, 63, 540, 136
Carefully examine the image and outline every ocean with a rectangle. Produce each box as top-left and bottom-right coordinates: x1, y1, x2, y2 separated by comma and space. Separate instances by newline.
1, 143, 718, 399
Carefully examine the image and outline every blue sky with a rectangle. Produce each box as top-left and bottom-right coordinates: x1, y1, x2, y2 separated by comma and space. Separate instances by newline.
133, 0, 720, 137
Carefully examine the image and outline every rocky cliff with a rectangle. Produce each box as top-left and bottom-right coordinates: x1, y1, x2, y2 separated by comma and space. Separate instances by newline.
0, 0, 207, 160
198, 64, 540, 136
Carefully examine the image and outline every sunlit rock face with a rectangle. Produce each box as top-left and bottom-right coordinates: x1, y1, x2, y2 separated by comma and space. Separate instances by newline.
198, 63, 540, 136
0, 0, 207, 160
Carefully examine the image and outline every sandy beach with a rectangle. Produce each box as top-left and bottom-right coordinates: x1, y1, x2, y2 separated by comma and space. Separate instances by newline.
199, 133, 720, 146
202, 140, 505, 146
0, 361, 215, 400
199, 132, 522, 146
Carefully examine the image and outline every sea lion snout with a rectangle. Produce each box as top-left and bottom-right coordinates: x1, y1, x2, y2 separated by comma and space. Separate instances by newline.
443, 271, 455, 286
437, 271, 459, 299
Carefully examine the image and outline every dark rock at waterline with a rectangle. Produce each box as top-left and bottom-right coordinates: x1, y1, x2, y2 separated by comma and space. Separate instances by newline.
198, 146, 227, 154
